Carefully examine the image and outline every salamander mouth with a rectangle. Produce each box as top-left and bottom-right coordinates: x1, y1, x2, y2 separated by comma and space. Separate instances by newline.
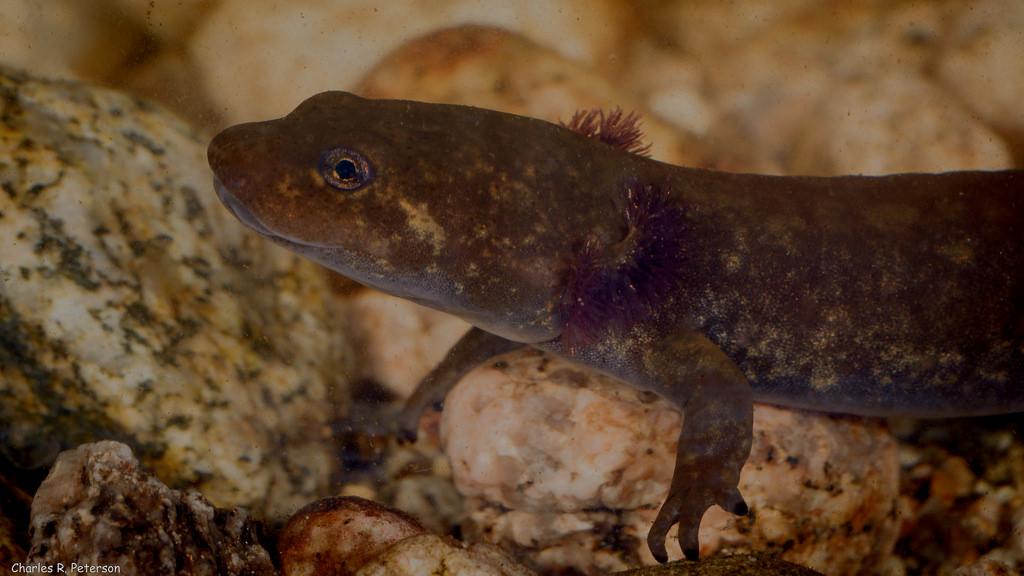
212, 175, 317, 253
213, 176, 272, 235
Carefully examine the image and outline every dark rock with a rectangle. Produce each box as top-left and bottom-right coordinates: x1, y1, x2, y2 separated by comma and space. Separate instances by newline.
26, 441, 274, 575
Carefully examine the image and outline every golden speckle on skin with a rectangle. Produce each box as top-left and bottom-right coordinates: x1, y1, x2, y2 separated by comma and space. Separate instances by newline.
938, 241, 975, 265
276, 176, 298, 198
723, 253, 742, 273
810, 367, 838, 391
397, 198, 446, 254
307, 168, 327, 189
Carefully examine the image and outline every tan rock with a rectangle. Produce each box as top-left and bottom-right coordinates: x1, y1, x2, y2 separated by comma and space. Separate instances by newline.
938, 0, 1024, 136
0, 0, 143, 81
109, 0, 211, 44
355, 534, 535, 576
346, 290, 469, 399
663, 0, 1009, 175
358, 26, 710, 168
653, 0, 822, 58
0, 68, 350, 517
444, 350, 900, 574
279, 497, 426, 576
189, 0, 632, 128
789, 74, 1011, 174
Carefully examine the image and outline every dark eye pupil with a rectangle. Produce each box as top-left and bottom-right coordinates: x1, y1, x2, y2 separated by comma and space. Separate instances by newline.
319, 147, 372, 191
335, 159, 357, 180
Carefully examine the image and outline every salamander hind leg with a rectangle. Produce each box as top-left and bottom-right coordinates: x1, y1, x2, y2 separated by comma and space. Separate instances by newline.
642, 332, 754, 562
397, 327, 525, 443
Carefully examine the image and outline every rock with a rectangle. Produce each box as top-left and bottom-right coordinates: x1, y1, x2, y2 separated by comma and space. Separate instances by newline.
109, 0, 209, 44
443, 350, 899, 574
357, 25, 712, 168
938, 0, 1024, 139
279, 496, 427, 576
346, 290, 469, 399
26, 441, 275, 575
951, 558, 1018, 576
0, 499, 26, 571
0, 0, 143, 81
278, 496, 537, 576
0, 464, 31, 568
189, 0, 633, 128
378, 444, 464, 536
654, 0, 1012, 174
650, 0, 821, 59
788, 73, 1011, 174
892, 417, 1024, 574
611, 553, 822, 575
355, 534, 536, 576
0, 67, 351, 517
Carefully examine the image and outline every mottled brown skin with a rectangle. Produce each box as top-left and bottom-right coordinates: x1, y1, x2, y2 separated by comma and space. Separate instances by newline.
208, 91, 1024, 562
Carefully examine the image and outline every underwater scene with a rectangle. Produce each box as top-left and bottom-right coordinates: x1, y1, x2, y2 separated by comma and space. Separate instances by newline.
1, 1, 1022, 575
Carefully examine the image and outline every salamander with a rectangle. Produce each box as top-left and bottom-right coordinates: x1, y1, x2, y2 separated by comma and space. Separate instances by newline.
207, 91, 1024, 562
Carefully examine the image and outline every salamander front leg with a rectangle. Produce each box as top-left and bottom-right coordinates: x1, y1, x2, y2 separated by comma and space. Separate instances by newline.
645, 334, 753, 562
396, 327, 525, 443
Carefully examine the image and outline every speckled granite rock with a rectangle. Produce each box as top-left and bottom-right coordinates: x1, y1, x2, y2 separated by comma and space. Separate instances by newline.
0, 67, 350, 517
356, 534, 536, 576
442, 350, 899, 574
190, 0, 633, 127
26, 441, 274, 575
279, 496, 427, 576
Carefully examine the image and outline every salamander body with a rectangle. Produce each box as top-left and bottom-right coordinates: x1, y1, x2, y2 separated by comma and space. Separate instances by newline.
208, 91, 1024, 561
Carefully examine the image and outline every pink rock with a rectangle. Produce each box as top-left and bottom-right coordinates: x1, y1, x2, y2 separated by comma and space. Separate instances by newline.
443, 350, 900, 574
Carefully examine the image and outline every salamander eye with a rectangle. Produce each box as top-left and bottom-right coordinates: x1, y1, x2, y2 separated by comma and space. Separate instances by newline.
319, 147, 373, 191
